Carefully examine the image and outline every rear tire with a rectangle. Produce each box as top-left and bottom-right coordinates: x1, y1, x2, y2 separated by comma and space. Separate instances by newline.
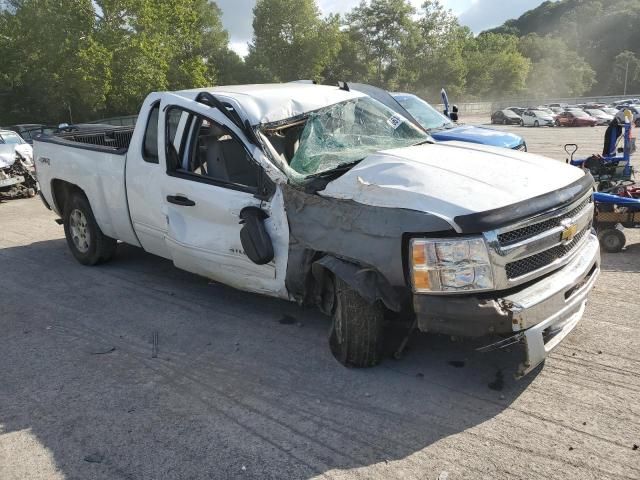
329, 277, 384, 368
63, 193, 117, 265
502, 119, 508, 125
598, 228, 626, 253
534, 120, 539, 127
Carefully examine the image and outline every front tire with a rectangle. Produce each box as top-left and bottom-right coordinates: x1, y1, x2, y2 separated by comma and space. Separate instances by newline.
63, 193, 117, 265
598, 228, 626, 253
329, 277, 384, 368
534, 120, 539, 127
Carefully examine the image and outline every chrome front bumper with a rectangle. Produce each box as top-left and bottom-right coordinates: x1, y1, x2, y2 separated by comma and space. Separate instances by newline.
479, 232, 600, 377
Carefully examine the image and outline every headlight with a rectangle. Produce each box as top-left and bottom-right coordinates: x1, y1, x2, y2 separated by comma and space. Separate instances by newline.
410, 237, 494, 293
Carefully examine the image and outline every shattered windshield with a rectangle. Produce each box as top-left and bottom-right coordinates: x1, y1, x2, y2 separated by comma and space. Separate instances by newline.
287, 97, 429, 176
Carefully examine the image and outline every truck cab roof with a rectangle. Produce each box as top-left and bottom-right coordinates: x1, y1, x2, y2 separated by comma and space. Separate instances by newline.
175, 83, 365, 126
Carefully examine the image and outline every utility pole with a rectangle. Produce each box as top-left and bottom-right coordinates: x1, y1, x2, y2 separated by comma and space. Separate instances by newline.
623, 59, 629, 96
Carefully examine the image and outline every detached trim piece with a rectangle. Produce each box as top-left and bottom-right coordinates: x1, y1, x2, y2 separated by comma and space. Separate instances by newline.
453, 174, 594, 233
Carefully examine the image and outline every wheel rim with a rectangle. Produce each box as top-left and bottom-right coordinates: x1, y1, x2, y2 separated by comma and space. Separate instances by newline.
603, 235, 621, 250
69, 208, 91, 253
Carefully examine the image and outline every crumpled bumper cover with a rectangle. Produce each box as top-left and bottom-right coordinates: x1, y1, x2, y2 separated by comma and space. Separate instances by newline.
414, 233, 600, 377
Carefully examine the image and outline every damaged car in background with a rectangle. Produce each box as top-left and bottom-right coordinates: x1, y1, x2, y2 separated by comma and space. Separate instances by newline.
33, 83, 600, 377
0, 129, 37, 199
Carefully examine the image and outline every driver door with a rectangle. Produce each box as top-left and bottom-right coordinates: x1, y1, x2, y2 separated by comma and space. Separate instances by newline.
158, 95, 289, 298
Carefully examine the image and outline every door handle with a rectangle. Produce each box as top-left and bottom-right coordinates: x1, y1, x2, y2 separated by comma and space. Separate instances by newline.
166, 195, 196, 207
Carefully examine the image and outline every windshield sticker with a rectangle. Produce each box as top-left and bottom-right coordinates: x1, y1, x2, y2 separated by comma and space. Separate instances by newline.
387, 114, 405, 130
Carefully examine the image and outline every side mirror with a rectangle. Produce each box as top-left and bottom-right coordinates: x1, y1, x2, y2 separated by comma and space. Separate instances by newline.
239, 207, 274, 265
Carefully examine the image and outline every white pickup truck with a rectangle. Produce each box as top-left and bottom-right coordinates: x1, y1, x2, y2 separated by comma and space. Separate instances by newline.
34, 83, 600, 376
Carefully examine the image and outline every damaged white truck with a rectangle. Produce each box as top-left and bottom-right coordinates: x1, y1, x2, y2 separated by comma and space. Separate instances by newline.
34, 83, 600, 376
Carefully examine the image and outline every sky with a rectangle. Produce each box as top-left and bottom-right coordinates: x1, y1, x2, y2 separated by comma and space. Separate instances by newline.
220, 0, 554, 57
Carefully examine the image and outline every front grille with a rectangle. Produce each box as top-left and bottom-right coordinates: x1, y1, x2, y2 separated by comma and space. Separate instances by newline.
505, 226, 589, 279
513, 143, 527, 151
498, 197, 591, 246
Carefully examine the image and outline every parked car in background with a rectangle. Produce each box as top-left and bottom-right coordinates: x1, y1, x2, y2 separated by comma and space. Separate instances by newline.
536, 106, 558, 118
506, 107, 526, 116
491, 109, 522, 125
521, 109, 555, 127
584, 109, 613, 125
583, 103, 607, 110
614, 105, 640, 126
0, 129, 37, 198
555, 111, 597, 127
33, 82, 600, 375
613, 99, 640, 106
390, 92, 526, 150
549, 106, 565, 114
547, 103, 568, 109
7, 124, 55, 144
602, 107, 619, 116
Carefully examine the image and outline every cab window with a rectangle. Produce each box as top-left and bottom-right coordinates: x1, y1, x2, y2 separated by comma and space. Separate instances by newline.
165, 107, 261, 190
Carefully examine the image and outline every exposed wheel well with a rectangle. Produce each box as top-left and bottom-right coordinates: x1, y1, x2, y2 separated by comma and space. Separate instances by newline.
51, 179, 85, 215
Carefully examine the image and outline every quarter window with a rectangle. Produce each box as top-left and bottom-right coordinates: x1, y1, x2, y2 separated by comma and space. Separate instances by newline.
142, 103, 160, 164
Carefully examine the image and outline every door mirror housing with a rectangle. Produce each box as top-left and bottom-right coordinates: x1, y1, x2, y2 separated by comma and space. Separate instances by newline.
239, 207, 274, 265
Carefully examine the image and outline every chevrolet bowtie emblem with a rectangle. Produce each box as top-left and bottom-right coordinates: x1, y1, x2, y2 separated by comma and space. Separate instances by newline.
560, 220, 578, 243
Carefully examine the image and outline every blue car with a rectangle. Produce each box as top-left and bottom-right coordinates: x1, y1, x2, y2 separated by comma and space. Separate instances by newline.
392, 92, 527, 151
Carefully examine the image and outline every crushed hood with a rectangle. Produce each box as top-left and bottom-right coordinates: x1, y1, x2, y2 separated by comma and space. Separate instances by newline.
431, 125, 523, 148
0, 143, 33, 169
320, 141, 585, 230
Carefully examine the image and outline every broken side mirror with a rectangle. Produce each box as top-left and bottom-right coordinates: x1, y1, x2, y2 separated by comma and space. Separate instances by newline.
239, 206, 274, 265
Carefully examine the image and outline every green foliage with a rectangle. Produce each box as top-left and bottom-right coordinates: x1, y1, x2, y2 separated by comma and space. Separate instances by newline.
1, 0, 637, 126
0, 0, 232, 123
0, 0, 111, 124
489, 0, 640, 95
611, 51, 640, 94
245, 0, 339, 82
518, 34, 595, 97
463, 33, 530, 99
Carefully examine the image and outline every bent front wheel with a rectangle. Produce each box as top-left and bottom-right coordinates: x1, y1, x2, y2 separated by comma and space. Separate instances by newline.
329, 277, 384, 368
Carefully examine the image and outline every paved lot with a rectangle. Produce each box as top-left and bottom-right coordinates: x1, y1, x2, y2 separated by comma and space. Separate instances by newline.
1, 124, 639, 479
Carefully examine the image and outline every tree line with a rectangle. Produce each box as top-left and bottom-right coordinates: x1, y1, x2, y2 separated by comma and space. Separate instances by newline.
0, 0, 610, 124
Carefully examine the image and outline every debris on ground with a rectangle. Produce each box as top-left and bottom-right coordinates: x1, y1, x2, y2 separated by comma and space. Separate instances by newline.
448, 360, 465, 368
488, 370, 504, 391
152, 331, 158, 358
89, 346, 116, 355
84, 453, 104, 463
278, 315, 297, 325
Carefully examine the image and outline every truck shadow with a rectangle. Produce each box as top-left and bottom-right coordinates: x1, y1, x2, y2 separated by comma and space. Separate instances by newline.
1, 239, 537, 479
600, 243, 640, 273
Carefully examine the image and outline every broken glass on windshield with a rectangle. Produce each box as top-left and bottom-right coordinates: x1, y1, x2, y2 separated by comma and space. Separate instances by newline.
284, 97, 429, 176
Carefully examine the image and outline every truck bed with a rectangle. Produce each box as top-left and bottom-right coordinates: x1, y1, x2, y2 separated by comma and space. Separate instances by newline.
46, 126, 135, 153
34, 127, 140, 247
